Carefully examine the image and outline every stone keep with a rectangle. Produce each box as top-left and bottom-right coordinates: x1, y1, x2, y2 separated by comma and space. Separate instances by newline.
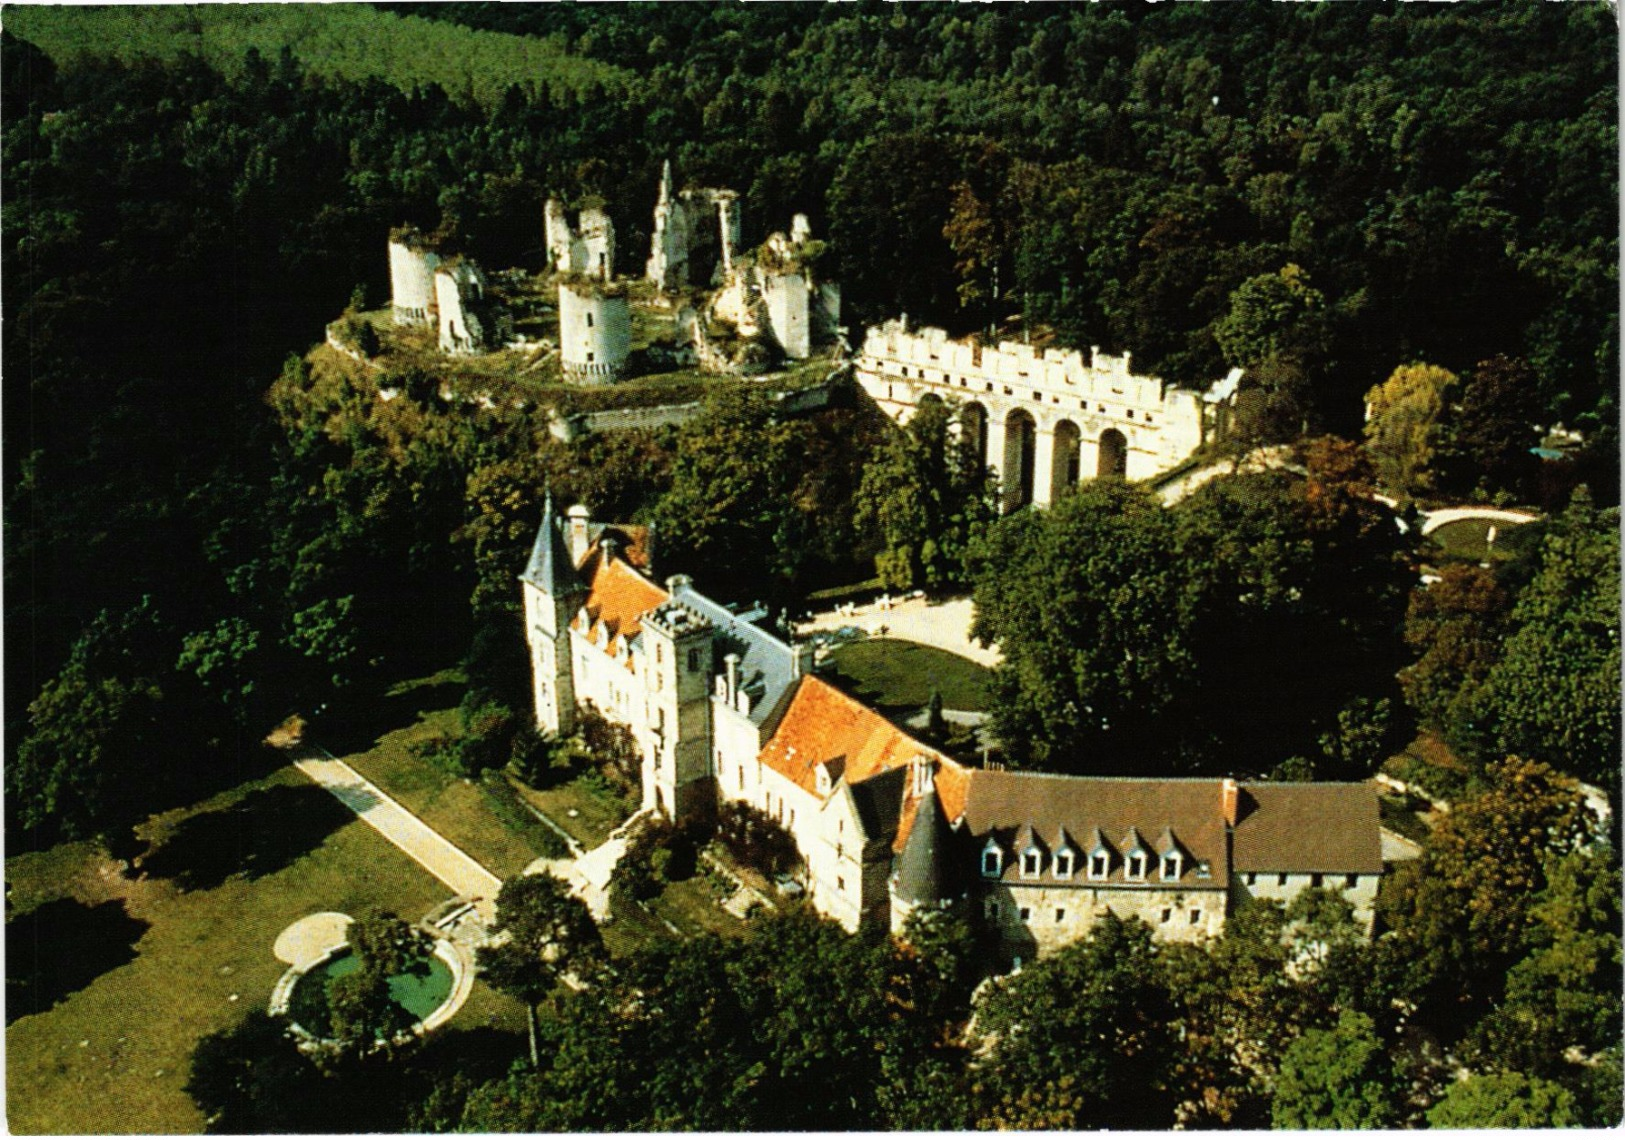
389, 228, 441, 327
558, 281, 631, 383
545, 198, 616, 281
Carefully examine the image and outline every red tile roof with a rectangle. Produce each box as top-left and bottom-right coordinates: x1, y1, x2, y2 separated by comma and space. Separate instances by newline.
573, 552, 667, 664
759, 676, 952, 800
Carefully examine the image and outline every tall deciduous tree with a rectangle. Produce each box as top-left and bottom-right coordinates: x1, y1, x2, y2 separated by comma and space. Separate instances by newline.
854, 397, 995, 593
1363, 362, 1458, 498
477, 873, 601, 1068
1464, 490, 1621, 786
1271, 1010, 1399, 1129
971, 915, 1178, 1130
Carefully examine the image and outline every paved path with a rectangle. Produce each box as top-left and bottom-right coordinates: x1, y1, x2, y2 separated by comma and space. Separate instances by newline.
290, 746, 503, 922
1418, 505, 1539, 536
798, 595, 1001, 667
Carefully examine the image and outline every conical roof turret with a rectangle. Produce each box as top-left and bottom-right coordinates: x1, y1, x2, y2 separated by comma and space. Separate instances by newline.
520, 491, 580, 594
894, 782, 959, 907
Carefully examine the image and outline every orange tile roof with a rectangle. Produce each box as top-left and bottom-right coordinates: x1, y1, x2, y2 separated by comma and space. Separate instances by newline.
759, 676, 949, 799
894, 756, 971, 852
573, 552, 668, 664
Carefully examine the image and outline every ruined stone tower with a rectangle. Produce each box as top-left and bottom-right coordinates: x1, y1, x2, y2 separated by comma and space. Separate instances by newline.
558, 280, 631, 383
388, 226, 442, 327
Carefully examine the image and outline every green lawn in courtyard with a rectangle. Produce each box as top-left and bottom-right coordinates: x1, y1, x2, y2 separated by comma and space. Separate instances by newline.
1425, 516, 1543, 565
5, 766, 526, 1135
823, 637, 992, 714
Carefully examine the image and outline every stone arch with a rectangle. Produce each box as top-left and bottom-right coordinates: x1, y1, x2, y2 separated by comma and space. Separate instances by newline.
1098, 428, 1128, 479
1004, 408, 1037, 510
958, 401, 989, 470
1051, 419, 1082, 501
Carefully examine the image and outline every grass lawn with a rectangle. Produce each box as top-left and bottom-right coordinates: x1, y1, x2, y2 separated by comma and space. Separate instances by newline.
513, 771, 636, 850
824, 638, 992, 714
1425, 516, 1543, 565
341, 706, 563, 878
5, 766, 525, 1135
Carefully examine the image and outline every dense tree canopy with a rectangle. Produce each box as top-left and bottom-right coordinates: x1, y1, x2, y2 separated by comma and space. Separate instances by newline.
967, 446, 1410, 776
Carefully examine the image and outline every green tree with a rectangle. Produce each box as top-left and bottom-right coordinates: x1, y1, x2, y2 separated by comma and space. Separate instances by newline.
1363, 362, 1458, 498
973, 915, 1178, 1130
8, 599, 172, 846
1465, 490, 1621, 785
968, 460, 1407, 775
1212, 263, 1327, 371
1427, 1071, 1578, 1129
855, 397, 994, 593
1378, 756, 1592, 1020
477, 873, 602, 1067
1270, 1010, 1399, 1129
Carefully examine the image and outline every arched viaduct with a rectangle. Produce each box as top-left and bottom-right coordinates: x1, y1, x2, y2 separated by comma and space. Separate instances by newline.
855, 319, 1236, 511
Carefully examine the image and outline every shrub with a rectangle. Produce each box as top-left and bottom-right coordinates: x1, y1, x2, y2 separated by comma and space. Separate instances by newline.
714, 801, 800, 878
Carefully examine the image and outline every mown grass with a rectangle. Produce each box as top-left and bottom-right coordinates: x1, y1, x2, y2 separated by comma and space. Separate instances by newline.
4, 766, 522, 1135
513, 772, 636, 850
340, 707, 562, 880
3, 4, 629, 109
1425, 516, 1543, 564
824, 637, 992, 714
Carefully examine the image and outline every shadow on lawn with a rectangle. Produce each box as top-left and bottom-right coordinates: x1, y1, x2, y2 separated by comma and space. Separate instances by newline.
310, 678, 465, 757
5, 898, 150, 1022
139, 783, 355, 891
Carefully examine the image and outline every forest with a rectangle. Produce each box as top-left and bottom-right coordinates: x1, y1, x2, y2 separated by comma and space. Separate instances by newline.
2, 2, 1619, 1130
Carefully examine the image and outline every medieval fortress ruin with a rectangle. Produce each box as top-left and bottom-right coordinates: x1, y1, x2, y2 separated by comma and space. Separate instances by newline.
384, 161, 841, 384
381, 162, 1236, 503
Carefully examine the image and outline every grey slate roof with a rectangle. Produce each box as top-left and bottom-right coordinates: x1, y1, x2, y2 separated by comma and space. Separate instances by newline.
519, 493, 580, 595
892, 784, 959, 905
667, 579, 798, 728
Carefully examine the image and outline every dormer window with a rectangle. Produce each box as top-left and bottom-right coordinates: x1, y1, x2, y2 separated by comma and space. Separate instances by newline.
1088, 851, 1110, 880
1126, 852, 1147, 881
981, 839, 1003, 878
1021, 849, 1042, 879
1054, 849, 1075, 879
1162, 853, 1182, 880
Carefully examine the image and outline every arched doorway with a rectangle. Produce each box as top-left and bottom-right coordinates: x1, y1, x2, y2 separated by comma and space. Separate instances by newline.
1098, 428, 1128, 479
1051, 420, 1082, 501
1004, 409, 1036, 510
958, 401, 989, 471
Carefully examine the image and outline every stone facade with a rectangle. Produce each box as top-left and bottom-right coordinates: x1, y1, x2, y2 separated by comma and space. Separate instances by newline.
646, 160, 741, 292
522, 504, 1386, 957
856, 319, 1240, 509
558, 280, 632, 383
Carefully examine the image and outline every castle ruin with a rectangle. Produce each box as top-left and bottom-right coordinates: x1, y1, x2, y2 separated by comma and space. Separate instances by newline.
558, 278, 632, 383
544, 198, 616, 282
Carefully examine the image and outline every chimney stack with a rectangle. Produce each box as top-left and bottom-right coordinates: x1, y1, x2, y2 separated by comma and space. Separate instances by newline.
1221, 778, 1239, 827
724, 653, 740, 705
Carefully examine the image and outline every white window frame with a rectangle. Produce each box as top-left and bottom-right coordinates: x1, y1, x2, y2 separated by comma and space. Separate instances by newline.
1161, 853, 1182, 880
1021, 849, 1042, 879
1054, 849, 1075, 879
1089, 851, 1110, 880
981, 840, 1003, 878
1126, 852, 1147, 881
